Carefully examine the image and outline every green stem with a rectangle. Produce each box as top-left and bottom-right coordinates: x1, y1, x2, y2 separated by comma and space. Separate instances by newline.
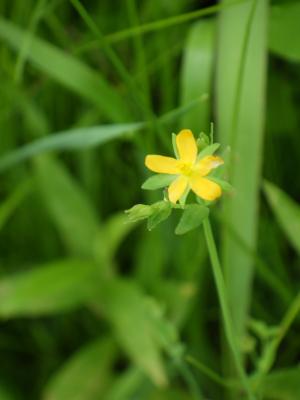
203, 218, 256, 400
175, 359, 203, 400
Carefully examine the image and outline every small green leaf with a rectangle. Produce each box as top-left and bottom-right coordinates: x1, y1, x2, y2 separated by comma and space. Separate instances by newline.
175, 204, 209, 235
125, 204, 153, 222
197, 143, 220, 160
147, 201, 172, 231
208, 177, 233, 192
142, 174, 176, 190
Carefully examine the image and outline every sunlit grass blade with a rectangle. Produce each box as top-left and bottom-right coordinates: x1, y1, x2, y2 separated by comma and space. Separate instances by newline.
216, 0, 268, 343
0, 99, 203, 173
0, 122, 143, 173
0, 17, 131, 121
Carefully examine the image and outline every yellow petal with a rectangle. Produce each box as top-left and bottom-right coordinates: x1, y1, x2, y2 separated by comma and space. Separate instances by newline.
168, 175, 188, 203
176, 129, 197, 164
194, 155, 224, 177
190, 175, 222, 201
145, 155, 180, 174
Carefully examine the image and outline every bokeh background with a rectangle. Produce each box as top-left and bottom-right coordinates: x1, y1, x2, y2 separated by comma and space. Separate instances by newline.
0, 0, 299, 399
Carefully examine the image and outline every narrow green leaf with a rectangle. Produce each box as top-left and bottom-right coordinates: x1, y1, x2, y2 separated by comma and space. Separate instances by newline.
175, 204, 209, 235
147, 201, 172, 231
269, 3, 300, 62
35, 156, 100, 257
142, 174, 176, 190
216, 0, 268, 341
0, 260, 99, 317
180, 19, 215, 133
101, 279, 167, 387
0, 179, 32, 231
0, 122, 143, 173
0, 17, 130, 121
44, 338, 116, 400
264, 180, 300, 255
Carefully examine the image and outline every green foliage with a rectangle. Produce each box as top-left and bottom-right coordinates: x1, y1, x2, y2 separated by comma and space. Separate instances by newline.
44, 338, 116, 400
269, 2, 300, 62
0, 0, 299, 399
264, 180, 300, 255
100, 279, 168, 387
35, 156, 101, 258
0, 260, 100, 317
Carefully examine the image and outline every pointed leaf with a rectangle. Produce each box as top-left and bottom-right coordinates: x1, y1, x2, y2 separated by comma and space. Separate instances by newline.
0, 260, 99, 317
142, 174, 176, 190
175, 204, 209, 235
147, 201, 172, 231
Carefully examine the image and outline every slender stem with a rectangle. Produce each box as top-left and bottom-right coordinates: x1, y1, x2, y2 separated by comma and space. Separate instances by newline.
186, 355, 237, 389
175, 359, 204, 400
203, 218, 256, 400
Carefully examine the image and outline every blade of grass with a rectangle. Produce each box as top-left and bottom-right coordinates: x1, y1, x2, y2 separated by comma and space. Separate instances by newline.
14, 0, 47, 83
79, 0, 247, 52
263, 180, 300, 256
180, 19, 215, 133
0, 98, 203, 173
0, 122, 143, 173
216, 0, 268, 343
0, 17, 130, 121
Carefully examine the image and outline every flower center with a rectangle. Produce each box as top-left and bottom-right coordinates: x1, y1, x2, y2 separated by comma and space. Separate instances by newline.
178, 162, 193, 176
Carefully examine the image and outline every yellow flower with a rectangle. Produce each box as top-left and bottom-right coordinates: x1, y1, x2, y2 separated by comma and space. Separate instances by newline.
145, 129, 224, 203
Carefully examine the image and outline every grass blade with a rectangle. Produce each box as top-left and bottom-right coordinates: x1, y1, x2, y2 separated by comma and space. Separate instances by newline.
264, 180, 300, 256
180, 19, 215, 133
216, 0, 268, 342
0, 17, 130, 121
0, 122, 143, 173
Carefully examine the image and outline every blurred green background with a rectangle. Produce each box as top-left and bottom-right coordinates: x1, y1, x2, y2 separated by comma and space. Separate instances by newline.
0, 0, 300, 399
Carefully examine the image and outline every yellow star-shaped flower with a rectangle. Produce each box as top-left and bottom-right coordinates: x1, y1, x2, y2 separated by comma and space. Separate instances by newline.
145, 129, 224, 203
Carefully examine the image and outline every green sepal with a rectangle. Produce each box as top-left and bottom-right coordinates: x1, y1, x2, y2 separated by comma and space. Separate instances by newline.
208, 177, 233, 192
147, 201, 172, 231
142, 174, 176, 190
197, 143, 220, 161
125, 204, 153, 222
175, 204, 209, 235
197, 131, 210, 150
